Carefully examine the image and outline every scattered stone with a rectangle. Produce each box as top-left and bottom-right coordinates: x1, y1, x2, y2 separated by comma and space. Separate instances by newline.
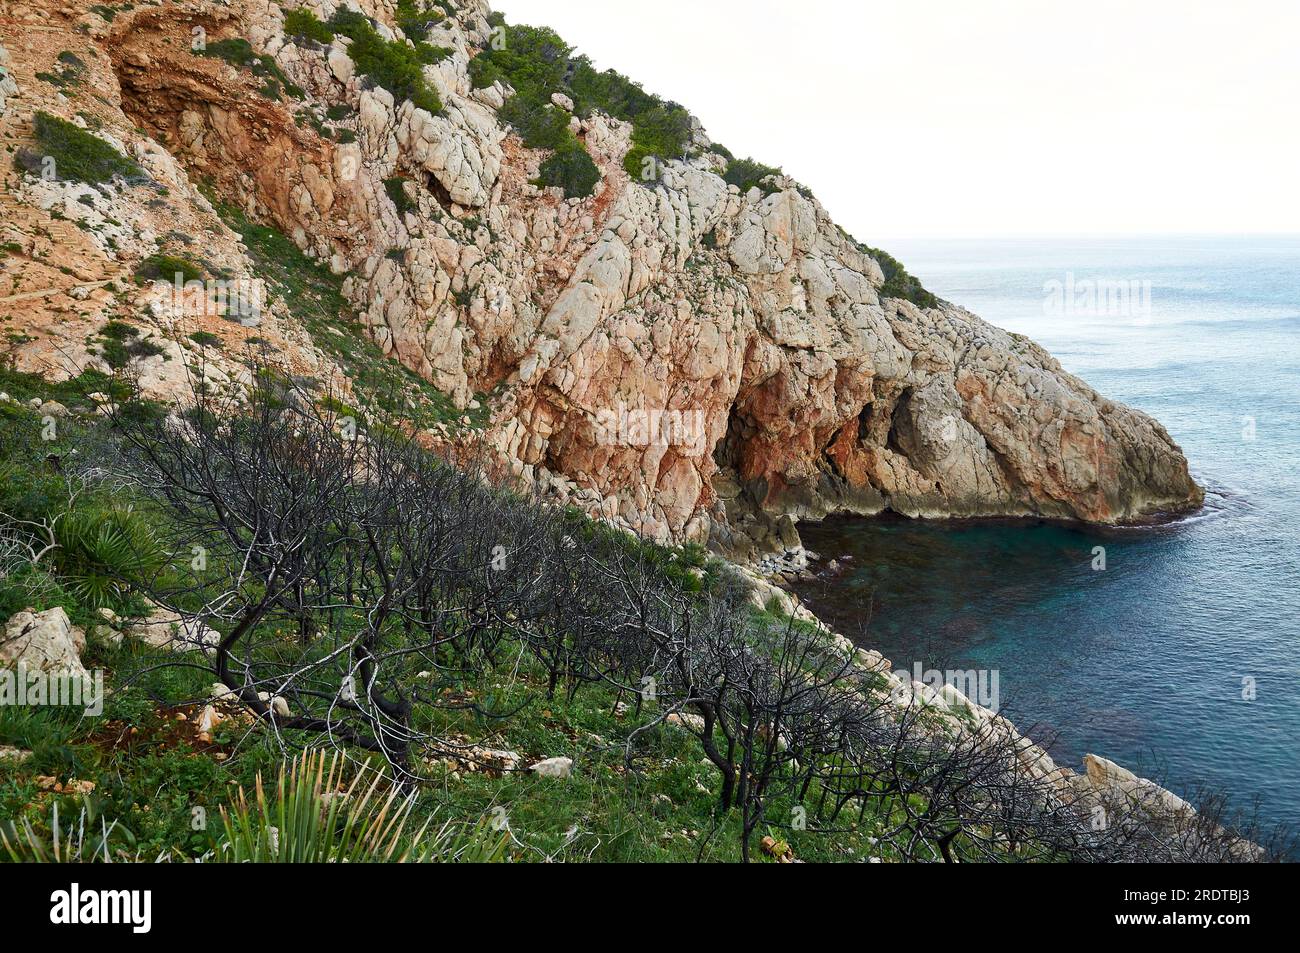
0, 746, 32, 764
36, 776, 96, 795
125, 601, 219, 654
667, 711, 706, 732
529, 756, 573, 779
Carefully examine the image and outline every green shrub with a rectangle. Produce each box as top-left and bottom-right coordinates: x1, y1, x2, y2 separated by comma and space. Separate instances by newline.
396, 0, 445, 42
385, 177, 417, 215
536, 146, 601, 199
468, 24, 570, 94
188, 330, 223, 348
329, 10, 442, 114
723, 157, 782, 195
17, 111, 142, 185
283, 8, 335, 44
97, 321, 164, 369
134, 253, 203, 285
52, 506, 165, 609
862, 246, 938, 309
500, 96, 574, 151
622, 102, 692, 180
415, 42, 453, 65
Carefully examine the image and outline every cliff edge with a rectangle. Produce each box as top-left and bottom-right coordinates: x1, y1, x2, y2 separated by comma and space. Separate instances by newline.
0, 0, 1203, 557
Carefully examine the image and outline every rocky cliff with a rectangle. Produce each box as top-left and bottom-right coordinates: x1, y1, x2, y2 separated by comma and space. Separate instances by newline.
0, 0, 1202, 557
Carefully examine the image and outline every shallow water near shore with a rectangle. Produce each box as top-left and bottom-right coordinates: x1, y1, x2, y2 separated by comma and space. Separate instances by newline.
789, 235, 1300, 833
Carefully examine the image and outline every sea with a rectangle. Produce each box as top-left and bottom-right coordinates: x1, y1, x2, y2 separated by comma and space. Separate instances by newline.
791, 235, 1300, 834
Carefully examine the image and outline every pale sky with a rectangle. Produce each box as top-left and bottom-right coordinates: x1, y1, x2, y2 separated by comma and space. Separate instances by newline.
494, 0, 1300, 240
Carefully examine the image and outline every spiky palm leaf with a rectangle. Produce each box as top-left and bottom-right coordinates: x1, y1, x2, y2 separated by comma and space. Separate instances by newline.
211, 749, 509, 863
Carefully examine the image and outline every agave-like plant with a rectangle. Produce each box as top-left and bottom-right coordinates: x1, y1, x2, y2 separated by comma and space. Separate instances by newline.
209, 749, 509, 863
1, 800, 140, 862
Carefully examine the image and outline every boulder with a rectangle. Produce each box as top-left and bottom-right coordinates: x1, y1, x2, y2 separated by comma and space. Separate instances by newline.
126, 601, 220, 654
530, 756, 573, 779
0, 608, 89, 679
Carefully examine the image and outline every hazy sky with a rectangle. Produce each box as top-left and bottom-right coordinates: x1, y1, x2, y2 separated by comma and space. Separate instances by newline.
494, 0, 1300, 240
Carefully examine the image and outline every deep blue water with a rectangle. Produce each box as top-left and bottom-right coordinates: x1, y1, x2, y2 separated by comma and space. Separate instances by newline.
792, 236, 1300, 833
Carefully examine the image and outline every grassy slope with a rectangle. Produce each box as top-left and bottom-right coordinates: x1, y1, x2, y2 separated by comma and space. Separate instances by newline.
0, 195, 893, 859
0, 381, 885, 862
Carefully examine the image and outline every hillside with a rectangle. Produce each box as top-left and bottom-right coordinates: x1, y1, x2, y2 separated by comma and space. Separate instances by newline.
0, 1, 1257, 865
1, 0, 1201, 560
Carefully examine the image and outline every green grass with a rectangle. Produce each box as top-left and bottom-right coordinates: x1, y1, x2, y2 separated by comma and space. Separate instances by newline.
203, 189, 481, 431
16, 112, 143, 185
195, 37, 304, 101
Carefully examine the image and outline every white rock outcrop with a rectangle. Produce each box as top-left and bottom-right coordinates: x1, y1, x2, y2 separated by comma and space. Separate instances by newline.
0, 607, 89, 679
126, 601, 220, 654
530, 756, 574, 779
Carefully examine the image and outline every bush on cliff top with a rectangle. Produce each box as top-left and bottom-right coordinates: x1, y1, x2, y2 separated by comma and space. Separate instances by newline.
470, 19, 694, 191
860, 245, 939, 309
723, 156, 782, 196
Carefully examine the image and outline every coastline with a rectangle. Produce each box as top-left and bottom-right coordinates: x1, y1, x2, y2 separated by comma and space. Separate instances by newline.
722, 499, 1247, 847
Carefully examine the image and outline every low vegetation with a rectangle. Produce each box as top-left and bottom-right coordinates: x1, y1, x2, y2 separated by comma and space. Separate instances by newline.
16, 112, 142, 185
722, 156, 783, 196
859, 244, 940, 309
1, 355, 1279, 863
195, 37, 304, 102
282, 8, 443, 115
134, 252, 203, 285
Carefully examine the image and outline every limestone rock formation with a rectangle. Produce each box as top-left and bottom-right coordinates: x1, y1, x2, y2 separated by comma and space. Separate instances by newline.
126, 601, 221, 654
0, 43, 17, 115
0, 0, 1202, 561
0, 607, 89, 679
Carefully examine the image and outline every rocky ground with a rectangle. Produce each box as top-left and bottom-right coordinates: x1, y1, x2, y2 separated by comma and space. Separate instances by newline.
1, 0, 1202, 564
0, 0, 1238, 860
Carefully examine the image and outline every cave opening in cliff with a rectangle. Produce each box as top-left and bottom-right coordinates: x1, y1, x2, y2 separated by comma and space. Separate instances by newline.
886, 388, 914, 457
422, 171, 455, 215
713, 406, 746, 474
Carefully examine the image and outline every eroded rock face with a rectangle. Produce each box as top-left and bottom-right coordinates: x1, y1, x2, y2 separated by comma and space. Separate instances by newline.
0, 43, 18, 115
1, 0, 1202, 557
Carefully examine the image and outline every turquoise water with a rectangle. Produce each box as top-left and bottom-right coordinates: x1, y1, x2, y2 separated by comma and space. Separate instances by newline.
791, 236, 1300, 833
